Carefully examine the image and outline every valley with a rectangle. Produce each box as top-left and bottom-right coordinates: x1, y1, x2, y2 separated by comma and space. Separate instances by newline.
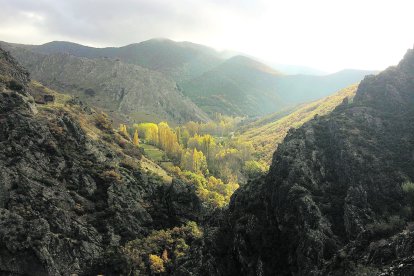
1, 36, 414, 276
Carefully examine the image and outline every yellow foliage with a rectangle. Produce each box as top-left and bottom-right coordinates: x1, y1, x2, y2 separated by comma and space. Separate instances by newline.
133, 129, 139, 146
149, 254, 165, 273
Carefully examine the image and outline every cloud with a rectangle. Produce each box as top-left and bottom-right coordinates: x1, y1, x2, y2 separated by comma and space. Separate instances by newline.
0, 0, 413, 71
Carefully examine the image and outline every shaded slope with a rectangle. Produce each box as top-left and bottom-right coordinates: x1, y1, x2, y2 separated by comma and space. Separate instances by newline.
205, 48, 414, 275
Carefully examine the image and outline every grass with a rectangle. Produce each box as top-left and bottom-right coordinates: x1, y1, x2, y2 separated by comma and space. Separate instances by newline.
141, 143, 168, 162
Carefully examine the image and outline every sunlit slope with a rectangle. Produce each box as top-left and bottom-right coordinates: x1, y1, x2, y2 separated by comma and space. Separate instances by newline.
239, 83, 359, 163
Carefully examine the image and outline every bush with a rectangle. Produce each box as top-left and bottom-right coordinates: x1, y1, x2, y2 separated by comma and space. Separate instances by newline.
95, 112, 112, 131
119, 158, 140, 171
367, 215, 405, 239
7, 79, 24, 91
101, 170, 122, 183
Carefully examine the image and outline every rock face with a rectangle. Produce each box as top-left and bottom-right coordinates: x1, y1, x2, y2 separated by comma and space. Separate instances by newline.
0, 47, 201, 275
205, 48, 414, 275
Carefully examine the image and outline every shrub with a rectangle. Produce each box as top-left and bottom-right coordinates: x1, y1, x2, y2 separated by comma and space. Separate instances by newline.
119, 158, 140, 171
7, 79, 24, 91
101, 170, 122, 183
367, 215, 405, 239
95, 112, 112, 131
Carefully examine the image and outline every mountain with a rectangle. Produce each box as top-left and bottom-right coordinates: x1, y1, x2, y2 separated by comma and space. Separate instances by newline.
0, 47, 202, 275
204, 47, 414, 275
275, 69, 378, 103
271, 63, 327, 75
1, 42, 210, 124
29, 38, 225, 83
239, 84, 359, 163
5, 39, 375, 118
181, 55, 285, 116
181, 55, 375, 116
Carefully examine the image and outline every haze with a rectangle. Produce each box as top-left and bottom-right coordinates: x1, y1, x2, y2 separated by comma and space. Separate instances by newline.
0, 0, 413, 72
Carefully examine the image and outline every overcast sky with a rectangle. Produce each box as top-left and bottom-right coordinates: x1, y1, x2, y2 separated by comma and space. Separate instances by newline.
0, 0, 413, 72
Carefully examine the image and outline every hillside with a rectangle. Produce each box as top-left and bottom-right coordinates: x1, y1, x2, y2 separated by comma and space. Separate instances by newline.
0, 47, 205, 275
181, 55, 284, 116
239, 84, 359, 163
182, 55, 375, 116
1, 43, 210, 124
204, 47, 414, 275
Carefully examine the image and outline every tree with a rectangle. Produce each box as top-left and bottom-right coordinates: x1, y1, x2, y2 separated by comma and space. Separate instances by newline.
135, 123, 159, 145
181, 148, 208, 174
119, 124, 129, 138
133, 129, 139, 146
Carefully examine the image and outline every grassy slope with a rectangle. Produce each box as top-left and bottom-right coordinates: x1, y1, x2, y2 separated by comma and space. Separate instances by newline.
239, 84, 359, 163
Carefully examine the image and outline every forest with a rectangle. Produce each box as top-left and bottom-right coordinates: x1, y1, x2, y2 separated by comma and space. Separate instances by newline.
116, 115, 267, 208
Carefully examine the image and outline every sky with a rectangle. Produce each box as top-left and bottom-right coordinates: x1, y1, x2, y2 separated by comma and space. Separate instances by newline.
0, 0, 413, 72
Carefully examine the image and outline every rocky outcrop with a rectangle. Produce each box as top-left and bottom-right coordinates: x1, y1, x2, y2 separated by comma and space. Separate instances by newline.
205, 49, 414, 275
0, 47, 202, 275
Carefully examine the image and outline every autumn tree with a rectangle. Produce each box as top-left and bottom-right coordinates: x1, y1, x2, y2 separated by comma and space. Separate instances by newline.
181, 148, 208, 174
135, 123, 159, 145
119, 124, 129, 138
133, 129, 139, 146
158, 122, 182, 161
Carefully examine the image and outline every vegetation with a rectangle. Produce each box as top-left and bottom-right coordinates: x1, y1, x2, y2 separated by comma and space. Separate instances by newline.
239, 84, 359, 163
129, 116, 258, 208
121, 221, 202, 275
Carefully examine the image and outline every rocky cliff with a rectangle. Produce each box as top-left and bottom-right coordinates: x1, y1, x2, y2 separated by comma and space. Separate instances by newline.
204, 48, 414, 275
0, 47, 202, 275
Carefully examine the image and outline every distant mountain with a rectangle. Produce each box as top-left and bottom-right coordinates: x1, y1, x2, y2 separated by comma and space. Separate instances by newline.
181, 55, 284, 116
181, 54, 375, 116
270, 63, 327, 75
30, 39, 224, 83
275, 69, 377, 103
2, 38, 377, 118
1, 42, 210, 124
239, 84, 359, 163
